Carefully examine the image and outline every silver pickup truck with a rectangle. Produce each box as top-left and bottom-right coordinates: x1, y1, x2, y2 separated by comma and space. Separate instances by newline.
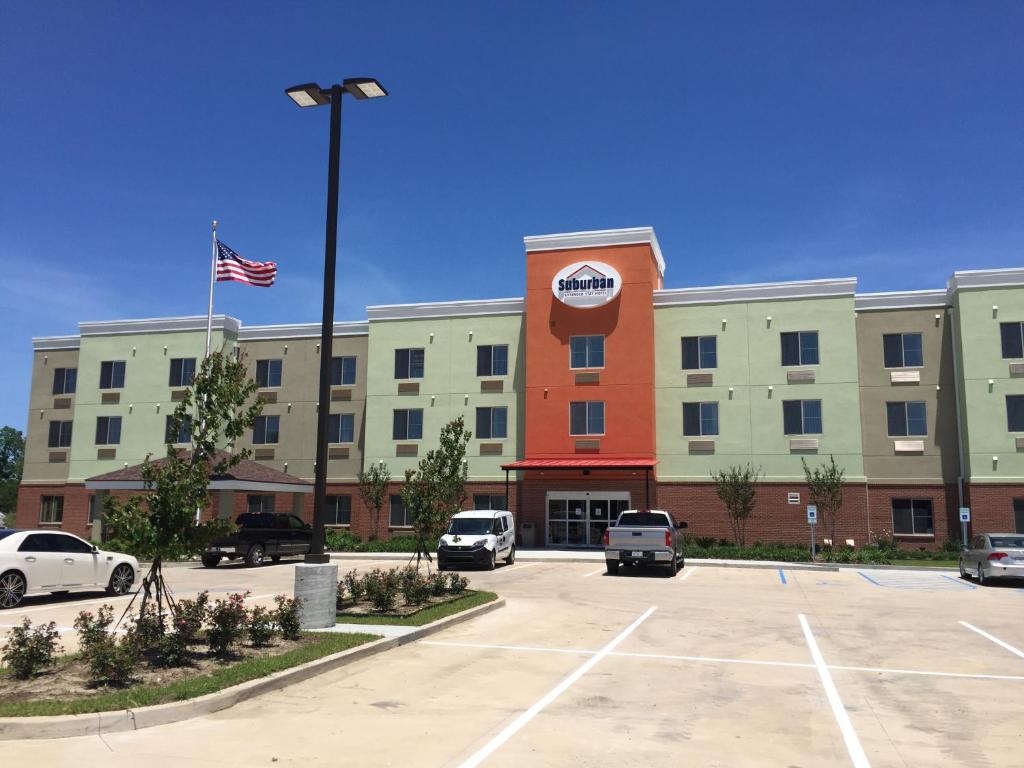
603, 510, 687, 576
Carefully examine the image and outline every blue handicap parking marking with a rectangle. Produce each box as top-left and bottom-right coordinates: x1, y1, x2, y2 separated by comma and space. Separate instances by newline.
778, 568, 787, 585
857, 570, 976, 591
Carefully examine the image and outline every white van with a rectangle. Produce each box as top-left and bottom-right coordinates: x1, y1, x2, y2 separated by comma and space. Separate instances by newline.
437, 510, 516, 570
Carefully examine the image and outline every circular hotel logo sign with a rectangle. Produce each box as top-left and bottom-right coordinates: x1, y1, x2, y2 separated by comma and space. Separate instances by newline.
551, 261, 622, 308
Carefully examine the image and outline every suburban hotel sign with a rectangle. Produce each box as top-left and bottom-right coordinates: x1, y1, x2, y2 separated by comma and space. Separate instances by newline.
551, 261, 623, 308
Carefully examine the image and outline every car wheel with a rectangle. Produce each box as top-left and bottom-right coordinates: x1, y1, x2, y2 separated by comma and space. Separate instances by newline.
977, 563, 987, 585
0, 571, 26, 609
606, 561, 619, 576
201, 554, 221, 568
107, 564, 134, 596
486, 549, 497, 571
666, 555, 678, 577
505, 545, 516, 565
271, 555, 281, 564
246, 544, 266, 567
959, 560, 967, 579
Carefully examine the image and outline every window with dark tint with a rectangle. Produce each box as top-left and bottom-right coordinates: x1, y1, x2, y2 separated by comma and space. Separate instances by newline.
570, 336, 605, 369
1007, 395, 1024, 432
245, 495, 276, 515
477, 345, 509, 377
394, 348, 425, 379
389, 494, 410, 527
330, 356, 357, 386
989, 535, 1024, 548
473, 494, 507, 510
165, 415, 192, 444
570, 401, 604, 435
235, 512, 271, 528
1000, 322, 1024, 359
99, 360, 126, 389
326, 495, 352, 526
681, 336, 717, 369
616, 512, 673, 528
50, 533, 93, 553
782, 400, 822, 435
883, 333, 923, 368
448, 517, 493, 535
255, 359, 282, 388
19, 533, 53, 551
48, 420, 73, 448
169, 358, 196, 387
1015, 499, 1024, 534
328, 413, 355, 443
95, 416, 122, 445
52, 367, 77, 395
892, 499, 933, 535
393, 409, 424, 440
886, 401, 927, 437
780, 331, 819, 366
39, 496, 64, 524
476, 407, 508, 439
253, 415, 280, 444
683, 402, 718, 437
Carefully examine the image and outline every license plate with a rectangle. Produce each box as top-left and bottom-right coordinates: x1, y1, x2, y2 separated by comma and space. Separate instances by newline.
631, 551, 644, 558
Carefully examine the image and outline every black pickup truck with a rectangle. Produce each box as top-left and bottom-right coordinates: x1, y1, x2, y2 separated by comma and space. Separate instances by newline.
202, 513, 313, 567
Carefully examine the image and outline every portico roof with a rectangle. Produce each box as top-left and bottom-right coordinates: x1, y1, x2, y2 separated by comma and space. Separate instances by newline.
500, 458, 657, 471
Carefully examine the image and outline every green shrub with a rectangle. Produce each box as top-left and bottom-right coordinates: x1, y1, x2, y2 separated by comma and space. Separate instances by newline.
400, 567, 430, 606
159, 592, 209, 666
940, 536, 963, 555
1, 619, 62, 680
325, 528, 362, 551
428, 571, 447, 597
134, 605, 166, 652
446, 573, 468, 595
207, 593, 249, 657
363, 569, 399, 612
274, 595, 303, 640
74, 605, 115, 651
247, 605, 276, 648
343, 569, 364, 604
74, 606, 139, 687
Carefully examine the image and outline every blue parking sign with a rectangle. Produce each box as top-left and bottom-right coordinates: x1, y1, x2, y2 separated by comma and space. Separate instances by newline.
807, 505, 818, 524
959, 507, 970, 523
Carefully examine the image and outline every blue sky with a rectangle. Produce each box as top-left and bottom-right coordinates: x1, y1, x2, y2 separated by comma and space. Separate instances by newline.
1, 1, 1022, 431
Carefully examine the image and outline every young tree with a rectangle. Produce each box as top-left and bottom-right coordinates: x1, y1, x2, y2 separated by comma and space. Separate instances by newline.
104, 352, 263, 620
402, 417, 471, 568
802, 455, 845, 552
711, 464, 761, 547
0, 426, 25, 525
357, 460, 390, 539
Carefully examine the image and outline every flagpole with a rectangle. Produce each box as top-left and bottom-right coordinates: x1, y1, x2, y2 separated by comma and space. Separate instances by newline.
206, 220, 218, 357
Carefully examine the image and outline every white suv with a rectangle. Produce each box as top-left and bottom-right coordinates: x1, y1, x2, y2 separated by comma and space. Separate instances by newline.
437, 510, 515, 570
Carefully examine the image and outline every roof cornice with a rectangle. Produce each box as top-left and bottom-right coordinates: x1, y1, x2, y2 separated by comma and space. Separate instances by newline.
947, 267, 1024, 294
79, 315, 241, 337
854, 290, 949, 311
239, 321, 369, 341
524, 227, 666, 277
653, 277, 856, 307
32, 335, 80, 351
367, 297, 524, 322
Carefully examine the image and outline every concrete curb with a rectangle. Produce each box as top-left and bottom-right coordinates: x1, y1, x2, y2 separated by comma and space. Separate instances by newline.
0, 596, 505, 741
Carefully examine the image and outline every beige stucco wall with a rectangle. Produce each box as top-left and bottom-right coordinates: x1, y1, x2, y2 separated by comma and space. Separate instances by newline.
22, 347, 79, 483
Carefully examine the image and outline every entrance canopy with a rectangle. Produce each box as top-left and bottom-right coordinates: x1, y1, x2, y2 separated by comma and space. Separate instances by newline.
500, 458, 657, 471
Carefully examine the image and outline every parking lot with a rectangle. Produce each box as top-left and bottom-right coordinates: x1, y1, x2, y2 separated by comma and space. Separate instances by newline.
3, 558, 1024, 766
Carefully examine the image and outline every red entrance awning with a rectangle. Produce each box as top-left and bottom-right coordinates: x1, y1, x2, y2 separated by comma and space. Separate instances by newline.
500, 458, 657, 470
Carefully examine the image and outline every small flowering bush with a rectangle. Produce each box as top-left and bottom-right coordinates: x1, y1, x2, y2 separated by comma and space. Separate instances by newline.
363, 569, 399, 613
274, 595, 303, 641
2, 618, 62, 680
74, 605, 140, 687
400, 567, 430, 606
207, 592, 249, 657
247, 605, 276, 648
428, 571, 448, 597
446, 573, 468, 595
343, 569, 364, 603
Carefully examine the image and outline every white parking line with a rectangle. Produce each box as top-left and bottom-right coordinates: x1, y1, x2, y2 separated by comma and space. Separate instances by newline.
457, 606, 657, 768
9, 594, 133, 615
678, 567, 697, 582
493, 562, 540, 574
582, 567, 605, 578
798, 614, 871, 768
959, 621, 1024, 660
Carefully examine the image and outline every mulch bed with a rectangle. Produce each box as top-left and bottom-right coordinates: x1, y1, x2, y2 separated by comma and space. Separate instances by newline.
336, 591, 472, 619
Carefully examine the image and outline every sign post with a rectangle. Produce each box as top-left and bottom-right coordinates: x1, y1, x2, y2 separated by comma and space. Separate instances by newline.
959, 507, 970, 548
807, 505, 818, 558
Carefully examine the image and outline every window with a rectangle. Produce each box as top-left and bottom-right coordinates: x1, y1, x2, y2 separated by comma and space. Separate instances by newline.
50, 533, 93, 553
165, 415, 192, 444
883, 333, 923, 368
570, 401, 605, 435
1000, 322, 1024, 359
473, 494, 508, 510
88, 495, 100, 524
40, 496, 64, 524
255, 359, 282, 388
393, 409, 423, 440
247, 494, 275, 514
892, 499, 934, 535
253, 415, 280, 444
326, 495, 352, 526
681, 336, 717, 370
683, 402, 719, 436
1014, 499, 1024, 534
886, 401, 927, 437
99, 360, 126, 389
328, 413, 355, 443
477, 345, 508, 377
782, 400, 822, 435
780, 331, 819, 366
1008, 395, 1024, 432
394, 348, 425, 379
389, 494, 411, 527
168, 358, 196, 387
570, 336, 604, 369
48, 420, 72, 448
95, 416, 122, 445
331, 356, 357, 386
475, 407, 508, 439
52, 367, 77, 395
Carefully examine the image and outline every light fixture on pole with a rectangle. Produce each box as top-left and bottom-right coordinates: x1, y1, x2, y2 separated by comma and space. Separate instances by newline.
285, 76, 387, 565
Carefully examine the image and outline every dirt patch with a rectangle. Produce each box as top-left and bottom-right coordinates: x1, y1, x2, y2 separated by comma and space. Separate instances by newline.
337, 591, 470, 619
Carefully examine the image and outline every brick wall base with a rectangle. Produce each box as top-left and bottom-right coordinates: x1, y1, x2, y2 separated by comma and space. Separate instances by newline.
964, 484, 1024, 536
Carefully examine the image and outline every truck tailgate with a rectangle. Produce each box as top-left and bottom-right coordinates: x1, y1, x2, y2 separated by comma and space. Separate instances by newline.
608, 527, 667, 550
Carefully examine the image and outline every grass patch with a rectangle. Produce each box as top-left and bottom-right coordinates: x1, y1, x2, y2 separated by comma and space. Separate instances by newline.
888, 559, 958, 568
0, 631, 377, 718
336, 590, 497, 626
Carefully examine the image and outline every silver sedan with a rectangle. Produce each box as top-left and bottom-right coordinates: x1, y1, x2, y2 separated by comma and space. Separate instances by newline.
960, 533, 1024, 585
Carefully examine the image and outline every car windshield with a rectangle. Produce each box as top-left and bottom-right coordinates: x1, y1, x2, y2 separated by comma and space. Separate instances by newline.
448, 517, 494, 536
616, 512, 671, 528
989, 536, 1024, 548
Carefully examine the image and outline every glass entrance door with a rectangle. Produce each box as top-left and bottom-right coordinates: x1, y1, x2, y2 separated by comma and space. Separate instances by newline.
546, 492, 631, 547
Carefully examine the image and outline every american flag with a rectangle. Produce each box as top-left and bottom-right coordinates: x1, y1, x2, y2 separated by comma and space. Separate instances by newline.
216, 241, 277, 287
